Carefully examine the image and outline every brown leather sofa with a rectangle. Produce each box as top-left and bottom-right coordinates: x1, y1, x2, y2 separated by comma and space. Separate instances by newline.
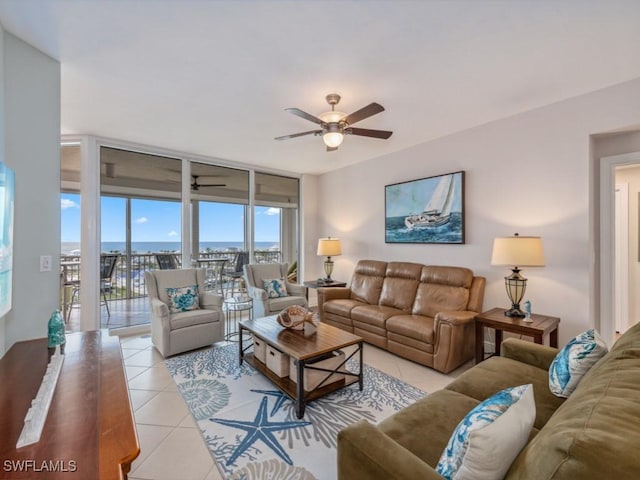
317, 260, 486, 373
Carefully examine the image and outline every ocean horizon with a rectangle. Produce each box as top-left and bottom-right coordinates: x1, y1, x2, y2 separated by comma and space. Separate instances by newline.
61, 241, 279, 255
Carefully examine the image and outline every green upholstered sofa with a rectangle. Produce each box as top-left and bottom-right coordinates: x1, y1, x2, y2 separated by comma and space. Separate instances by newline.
338, 321, 640, 479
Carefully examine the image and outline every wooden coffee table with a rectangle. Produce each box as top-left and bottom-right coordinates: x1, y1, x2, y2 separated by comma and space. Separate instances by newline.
239, 316, 363, 418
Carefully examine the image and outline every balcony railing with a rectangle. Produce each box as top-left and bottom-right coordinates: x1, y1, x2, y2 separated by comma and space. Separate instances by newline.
60, 250, 282, 301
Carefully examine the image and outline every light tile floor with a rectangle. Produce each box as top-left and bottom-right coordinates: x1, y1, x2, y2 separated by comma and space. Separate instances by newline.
120, 333, 473, 480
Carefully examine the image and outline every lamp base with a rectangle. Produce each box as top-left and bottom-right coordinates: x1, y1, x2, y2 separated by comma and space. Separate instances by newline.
504, 307, 526, 318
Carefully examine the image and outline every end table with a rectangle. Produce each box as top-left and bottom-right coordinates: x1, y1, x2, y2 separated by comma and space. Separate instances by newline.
475, 307, 560, 364
224, 296, 253, 341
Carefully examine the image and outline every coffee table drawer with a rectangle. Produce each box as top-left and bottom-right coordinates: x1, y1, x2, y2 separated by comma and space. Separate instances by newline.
253, 336, 266, 363
289, 350, 346, 391
266, 345, 290, 377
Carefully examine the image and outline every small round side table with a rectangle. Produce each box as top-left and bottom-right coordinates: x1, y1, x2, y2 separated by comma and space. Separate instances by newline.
223, 296, 253, 342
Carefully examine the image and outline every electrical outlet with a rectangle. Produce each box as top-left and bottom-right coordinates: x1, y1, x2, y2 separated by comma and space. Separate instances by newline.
40, 255, 52, 272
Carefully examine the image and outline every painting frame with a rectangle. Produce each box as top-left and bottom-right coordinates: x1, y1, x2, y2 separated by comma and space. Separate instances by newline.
0, 162, 14, 317
385, 171, 465, 244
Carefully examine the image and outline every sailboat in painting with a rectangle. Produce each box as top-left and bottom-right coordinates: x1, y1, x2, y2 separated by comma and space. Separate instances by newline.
404, 174, 454, 229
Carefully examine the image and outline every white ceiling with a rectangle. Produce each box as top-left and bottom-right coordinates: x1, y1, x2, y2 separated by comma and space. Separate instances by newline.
1, 0, 639, 175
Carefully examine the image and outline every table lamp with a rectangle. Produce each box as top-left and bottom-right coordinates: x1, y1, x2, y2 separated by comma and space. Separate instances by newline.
317, 237, 342, 281
491, 233, 545, 318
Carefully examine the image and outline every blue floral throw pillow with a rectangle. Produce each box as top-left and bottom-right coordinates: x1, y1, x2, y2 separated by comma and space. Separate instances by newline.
549, 329, 608, 398
166, 285, 200, 313
263, 278, 288, 299
436, 384, 535, 480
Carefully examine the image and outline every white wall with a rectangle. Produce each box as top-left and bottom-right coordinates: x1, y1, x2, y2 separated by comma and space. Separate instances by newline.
313, 77, 640, 345
1, 31, 60, 355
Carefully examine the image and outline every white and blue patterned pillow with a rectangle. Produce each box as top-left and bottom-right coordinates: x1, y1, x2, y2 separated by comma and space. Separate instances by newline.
166, 285, 200, 313
263, 278, 288, 299
549, 329, 608, 398
436, 384, 535, 480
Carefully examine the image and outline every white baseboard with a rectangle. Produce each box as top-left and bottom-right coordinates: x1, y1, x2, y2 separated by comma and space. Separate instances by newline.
108, 324, 151, 337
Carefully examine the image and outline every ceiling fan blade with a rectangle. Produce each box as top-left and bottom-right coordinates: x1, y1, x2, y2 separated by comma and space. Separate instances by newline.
275, 130, 321, 141
285, 108, 325, 125
326, 146, 338, 152
342, 102, 385, 126
198, 183, 226, 187
346, 127, 393, 139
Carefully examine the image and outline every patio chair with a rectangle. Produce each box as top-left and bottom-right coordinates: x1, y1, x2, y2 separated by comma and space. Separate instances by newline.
155, 253, 179, 270
223, 251, 249, 297
67, 254, 119, 322
243, 262, 308, 318
144, 268, 224, 357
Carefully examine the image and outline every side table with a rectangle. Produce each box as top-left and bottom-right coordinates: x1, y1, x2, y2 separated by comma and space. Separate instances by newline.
303, 279, 347, 289
475, 307, 560, 364
224, 296, 253, 342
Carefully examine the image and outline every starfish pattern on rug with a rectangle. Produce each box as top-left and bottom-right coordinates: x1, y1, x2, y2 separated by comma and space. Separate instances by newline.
211, 396, 311, 466
251, 389, 290, 416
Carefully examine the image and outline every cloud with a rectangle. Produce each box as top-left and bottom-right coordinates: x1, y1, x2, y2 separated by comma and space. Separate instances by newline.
168, 230, 178, 237
61, 198, 79, 210
264, 207, 280, 216
135, 217, 148, 224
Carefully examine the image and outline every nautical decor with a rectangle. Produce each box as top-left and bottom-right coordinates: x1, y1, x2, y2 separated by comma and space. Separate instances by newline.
277, 305, 319, 335
385, 171, 465, 244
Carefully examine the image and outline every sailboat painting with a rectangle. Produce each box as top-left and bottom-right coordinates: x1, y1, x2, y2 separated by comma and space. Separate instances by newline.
385, 171, 464, 244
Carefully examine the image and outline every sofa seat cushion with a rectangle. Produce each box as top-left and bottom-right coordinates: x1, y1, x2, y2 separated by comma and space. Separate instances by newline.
506, 335, 640, 480
324, 298, 367, 317
446, 356, 564, 430
169, 308, 221, 331
351, 305, 405, 329
386, 314, 434, 344
379, 389, 480, 468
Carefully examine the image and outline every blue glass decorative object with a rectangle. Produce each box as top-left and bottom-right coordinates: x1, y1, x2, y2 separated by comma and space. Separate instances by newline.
47, 310, 66, 354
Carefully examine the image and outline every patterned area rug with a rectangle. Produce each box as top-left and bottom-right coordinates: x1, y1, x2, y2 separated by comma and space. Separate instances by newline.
165, 344, 425, 480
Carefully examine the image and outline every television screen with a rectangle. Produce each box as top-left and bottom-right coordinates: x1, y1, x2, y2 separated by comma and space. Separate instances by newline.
0, 163, 15, 317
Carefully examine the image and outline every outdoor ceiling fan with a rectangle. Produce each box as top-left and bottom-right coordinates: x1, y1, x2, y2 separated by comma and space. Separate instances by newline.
275, 93, 393, 151
191, 175, 226, 191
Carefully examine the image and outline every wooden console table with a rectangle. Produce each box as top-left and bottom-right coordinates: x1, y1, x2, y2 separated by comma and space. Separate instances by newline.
0, 330, 139, 479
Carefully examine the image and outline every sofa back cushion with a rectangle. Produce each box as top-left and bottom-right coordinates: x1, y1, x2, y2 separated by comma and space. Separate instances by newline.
349, 260, 387, 305
379, 262, 422, 311
146, 268, 205, 305
412, 266, 473, 317
506, 321, 640, 479
245, 262, 287, 291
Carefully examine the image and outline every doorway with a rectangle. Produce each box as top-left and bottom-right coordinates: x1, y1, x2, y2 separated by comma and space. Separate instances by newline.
599, 152, 640, 345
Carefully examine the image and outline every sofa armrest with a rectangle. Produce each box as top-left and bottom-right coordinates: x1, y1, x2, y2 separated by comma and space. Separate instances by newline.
435, 310, 477, 326
338, 420, 444, 480
501, 338, 559, 371
285, 281, 307, 297
247, 285, 267, 301
432, 311, 477, 373
318, 286, 351, 302
200, 292, 223, 309
149, 298, 170, 330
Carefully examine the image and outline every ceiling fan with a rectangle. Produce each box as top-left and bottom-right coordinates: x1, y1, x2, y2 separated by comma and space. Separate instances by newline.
191, 175, 226, 191
275, 93, 393, 151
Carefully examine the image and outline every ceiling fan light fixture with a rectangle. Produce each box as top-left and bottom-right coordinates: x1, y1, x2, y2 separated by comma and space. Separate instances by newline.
319, 110, 345, 123
322, 123, 344, 148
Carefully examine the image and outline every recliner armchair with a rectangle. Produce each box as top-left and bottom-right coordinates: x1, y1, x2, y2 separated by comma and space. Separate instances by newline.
243, 262, 308, 318
144, 268, 224, 357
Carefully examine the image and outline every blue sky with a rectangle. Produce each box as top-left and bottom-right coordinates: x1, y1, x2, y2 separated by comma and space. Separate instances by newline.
61, 193, 280, 243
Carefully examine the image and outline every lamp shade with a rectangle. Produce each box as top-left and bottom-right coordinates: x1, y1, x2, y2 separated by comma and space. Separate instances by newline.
491, 235, 545, 267
317, 238, 342, 256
